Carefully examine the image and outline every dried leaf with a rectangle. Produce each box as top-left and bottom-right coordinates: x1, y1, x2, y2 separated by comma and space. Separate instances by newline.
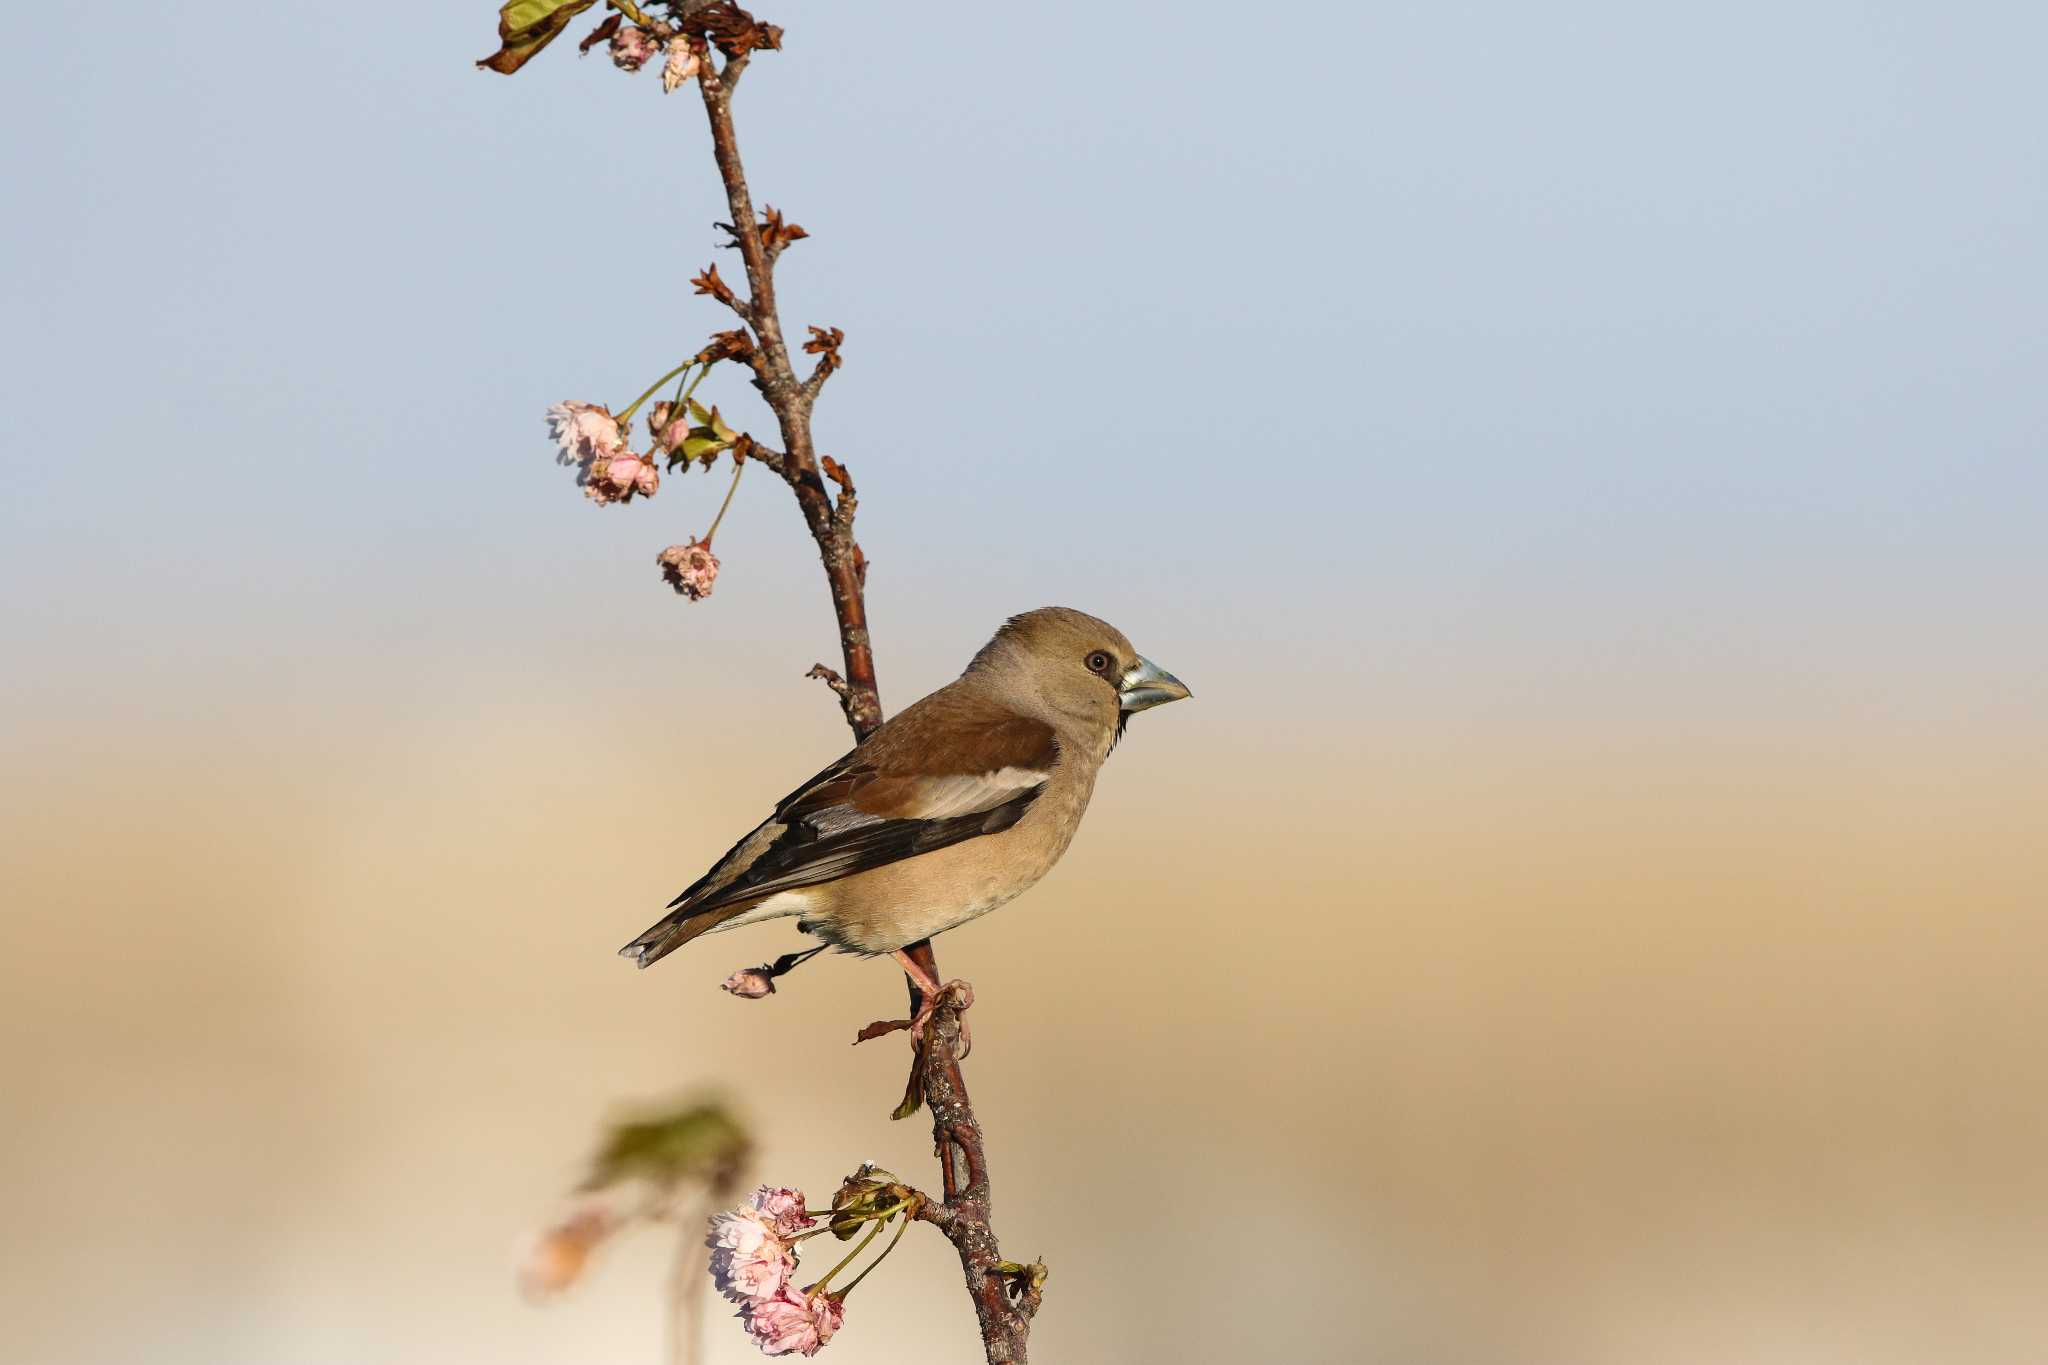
759, 205, 809, 251
690, 1, 784, 59
854, 1017, 911, 1044
578, 12, 622, 52
695, 329, 756, 365
477, 0, 599, 74
802, 325, 845, 374
691, 264, 739, 307
820, 456, 853, 493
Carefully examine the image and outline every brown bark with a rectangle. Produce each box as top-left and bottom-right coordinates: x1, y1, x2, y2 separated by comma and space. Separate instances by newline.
691, 50, 880, 738
678, 20, 1037, 1362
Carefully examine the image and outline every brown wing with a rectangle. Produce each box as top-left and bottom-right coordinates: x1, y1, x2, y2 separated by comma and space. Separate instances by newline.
661, 689, 1057, 919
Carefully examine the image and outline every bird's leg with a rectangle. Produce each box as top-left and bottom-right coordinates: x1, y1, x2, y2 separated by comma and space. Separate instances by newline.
891, 948, 974, 1059
854, 950, 975, 1060
892, 947, 946, 1000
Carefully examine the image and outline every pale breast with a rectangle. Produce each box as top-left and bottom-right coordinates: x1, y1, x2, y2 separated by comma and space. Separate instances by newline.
804, 762, 1102, 954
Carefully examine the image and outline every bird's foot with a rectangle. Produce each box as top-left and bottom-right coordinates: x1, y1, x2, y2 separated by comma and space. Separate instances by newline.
912, 978, 974, 1059
854, 977, 974, 1061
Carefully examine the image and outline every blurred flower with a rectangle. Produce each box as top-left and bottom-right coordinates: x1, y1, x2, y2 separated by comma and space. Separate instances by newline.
743, 1286, 844, 1358
723, 966, 776, 999
662, 38, 702, 93
609, 24, 659, 71
517, 1202, 617, 1298
658, 538, 720, 599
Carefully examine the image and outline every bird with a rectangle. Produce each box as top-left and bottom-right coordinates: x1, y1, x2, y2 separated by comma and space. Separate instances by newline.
618, 607, 1189, 1041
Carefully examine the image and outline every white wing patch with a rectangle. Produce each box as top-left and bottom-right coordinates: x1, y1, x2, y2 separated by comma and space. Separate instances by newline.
799, 765, 1048, 834
905, 766, 1048, 819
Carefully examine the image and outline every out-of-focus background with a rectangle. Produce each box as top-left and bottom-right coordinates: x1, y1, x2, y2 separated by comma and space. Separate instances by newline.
4, 3, 2045, 1362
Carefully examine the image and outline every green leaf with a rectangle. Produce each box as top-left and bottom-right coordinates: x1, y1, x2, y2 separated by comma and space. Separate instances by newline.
477, 0, 599, 75
582, 1100, 750, 1193
686, 400, 738, 446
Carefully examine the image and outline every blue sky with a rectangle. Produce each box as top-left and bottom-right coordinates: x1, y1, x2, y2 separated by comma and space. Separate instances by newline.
4, 1, 2044, 741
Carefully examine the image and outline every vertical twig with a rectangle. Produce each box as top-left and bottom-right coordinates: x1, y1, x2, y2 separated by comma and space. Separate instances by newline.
672, 12, 1035, 1360
692, 47, 881, 738
667, 1213, 708, 1365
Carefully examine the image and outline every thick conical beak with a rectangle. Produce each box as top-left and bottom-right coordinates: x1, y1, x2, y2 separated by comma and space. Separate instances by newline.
1119, 655, 1191, 713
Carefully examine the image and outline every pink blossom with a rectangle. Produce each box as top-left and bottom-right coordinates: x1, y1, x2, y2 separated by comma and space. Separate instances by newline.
606, 450, 660, 498
579, 449, 658, 506
546, 401, 624, 467
707, 1206, 794, 1304
748, 1186, 814, 1239
582, 460, 625, 506
550, 400, 657, 505
661, 38, 702, 93
657, 538, 721, 599
743, 1287, 845, 1357
723, 967, 776, 999
710, 1238, 793, 1303
648, 401, 688, 456
609, 24, 659, 72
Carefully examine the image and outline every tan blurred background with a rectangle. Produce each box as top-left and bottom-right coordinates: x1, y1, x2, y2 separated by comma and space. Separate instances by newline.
5, 648, 2044, 1364
7, 2, 2048, 1362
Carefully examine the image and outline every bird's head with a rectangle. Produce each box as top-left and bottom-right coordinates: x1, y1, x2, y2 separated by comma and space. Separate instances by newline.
967, 607, 1190, 748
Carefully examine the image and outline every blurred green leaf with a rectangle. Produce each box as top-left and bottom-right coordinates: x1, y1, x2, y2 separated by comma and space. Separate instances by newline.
583, 1099, 750, 1193
477, 0, 599, 75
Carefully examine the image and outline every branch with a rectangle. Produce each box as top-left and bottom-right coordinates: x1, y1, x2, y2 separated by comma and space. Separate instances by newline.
691, 49, 880, 736
680, 20, 1036, 1361
906, 997, 1044, 1361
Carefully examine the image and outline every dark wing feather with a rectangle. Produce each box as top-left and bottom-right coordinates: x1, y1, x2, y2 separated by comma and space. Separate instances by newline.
684, 780, 1041, 912
658, 689, 1058, 919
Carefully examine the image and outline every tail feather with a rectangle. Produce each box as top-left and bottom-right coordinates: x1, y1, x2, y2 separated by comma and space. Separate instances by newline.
617, 904, 742, 970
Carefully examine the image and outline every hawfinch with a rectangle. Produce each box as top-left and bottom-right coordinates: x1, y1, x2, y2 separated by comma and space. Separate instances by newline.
619, 607, 1189, 1020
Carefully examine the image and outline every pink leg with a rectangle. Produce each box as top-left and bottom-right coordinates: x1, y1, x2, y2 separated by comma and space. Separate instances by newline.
890, 948, 945, 1000
889, 950, 974, 1059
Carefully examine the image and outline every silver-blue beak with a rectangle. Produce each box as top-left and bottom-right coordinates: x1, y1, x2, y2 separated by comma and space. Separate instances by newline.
1118, 655, 1192, 713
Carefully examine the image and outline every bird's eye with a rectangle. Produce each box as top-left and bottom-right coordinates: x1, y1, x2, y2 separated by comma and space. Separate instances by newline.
1086, 651, 1114, 675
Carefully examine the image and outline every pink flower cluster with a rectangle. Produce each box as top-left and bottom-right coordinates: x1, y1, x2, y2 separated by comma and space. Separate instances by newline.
661, 38, 704, 94
605, 25, 703, 91
746, 1287, 846, 1358
658, 538, 721, 600
608, 25, 659, 72
709, 1187, 845, 1357
547, 401, 659, 506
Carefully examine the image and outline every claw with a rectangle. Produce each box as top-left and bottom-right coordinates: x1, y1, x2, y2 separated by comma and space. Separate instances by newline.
855, 978, 973, 1061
